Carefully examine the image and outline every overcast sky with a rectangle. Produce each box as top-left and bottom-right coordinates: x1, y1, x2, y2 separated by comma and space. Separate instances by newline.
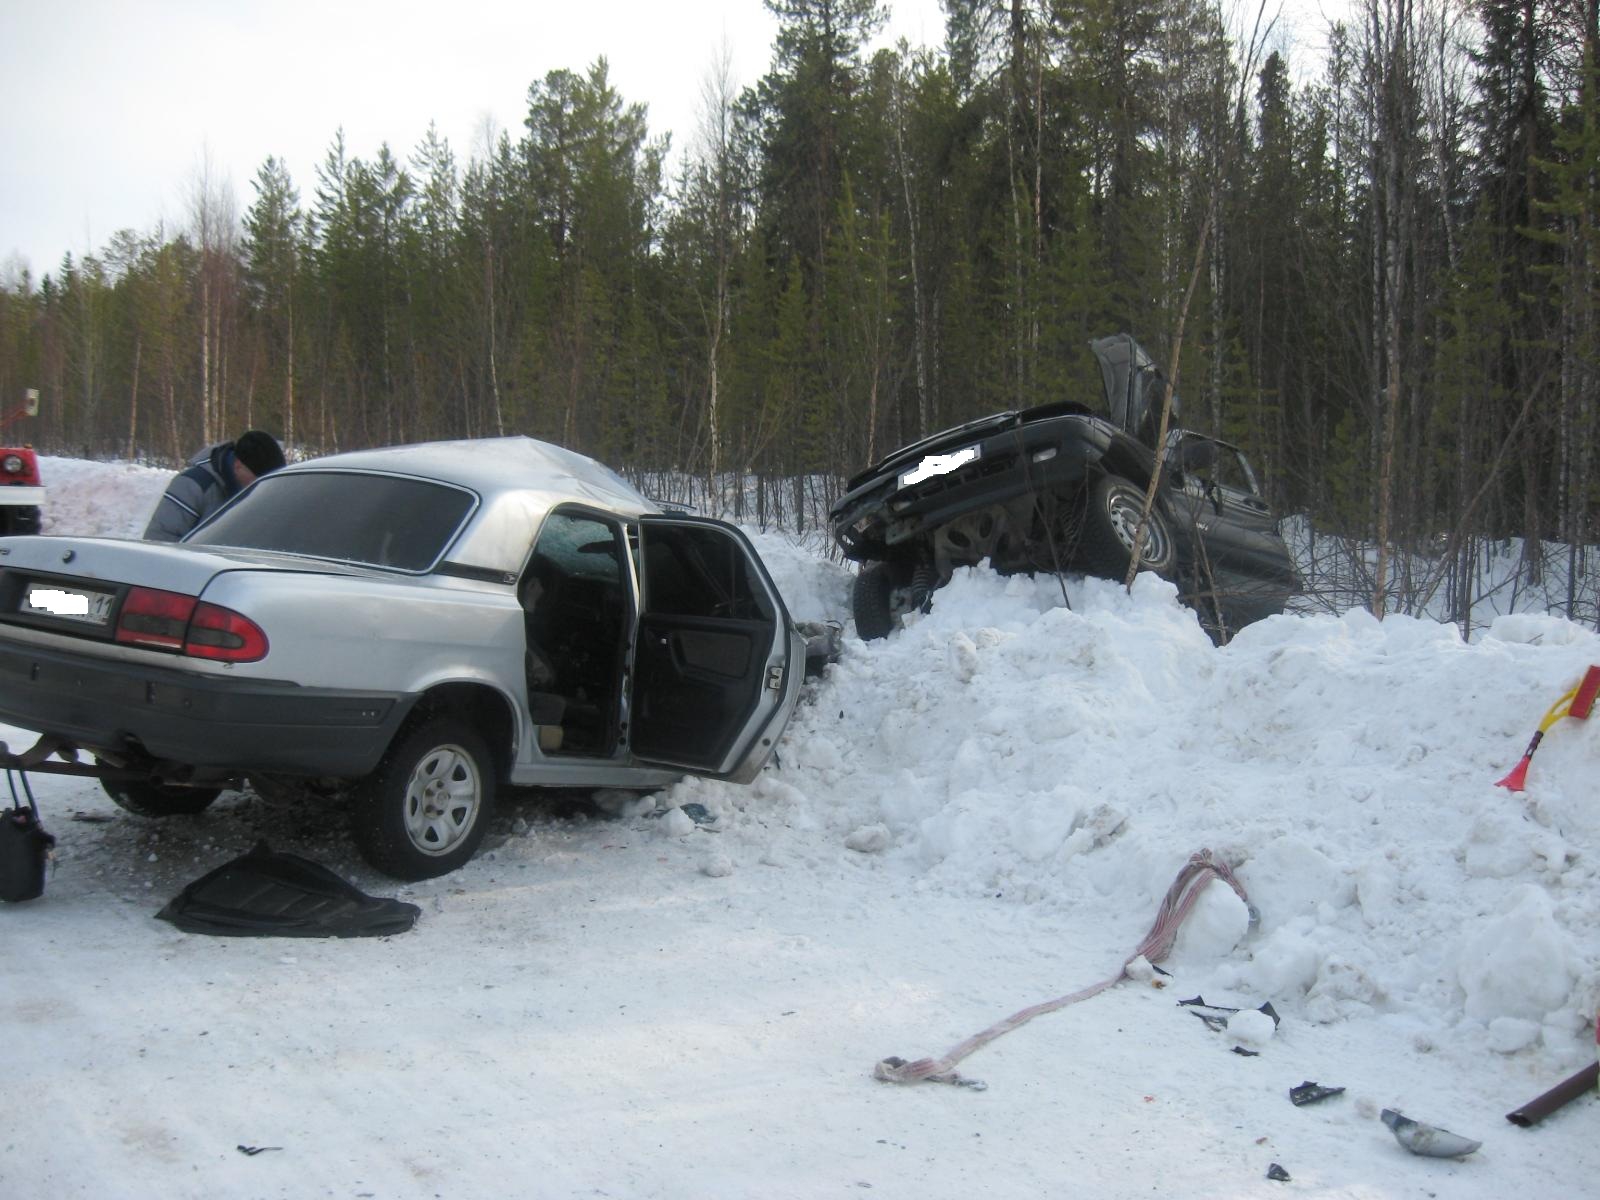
0, 0, 1337, 283
0, 0, 945, 279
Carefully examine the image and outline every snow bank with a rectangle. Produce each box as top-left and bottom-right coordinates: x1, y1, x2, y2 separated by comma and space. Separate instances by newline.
38, 454, 170, 539
691, 545, 1600, 1066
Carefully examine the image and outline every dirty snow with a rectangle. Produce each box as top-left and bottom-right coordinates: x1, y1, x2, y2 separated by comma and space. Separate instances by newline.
2, 455, 1597, 1198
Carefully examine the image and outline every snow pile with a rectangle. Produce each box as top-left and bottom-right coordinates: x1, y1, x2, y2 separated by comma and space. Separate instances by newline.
38, 454, 170, 538
675, 556, 1600, 1067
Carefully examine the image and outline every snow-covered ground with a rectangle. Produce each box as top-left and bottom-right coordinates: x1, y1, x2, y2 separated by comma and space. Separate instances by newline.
3, 455, 1598, 1198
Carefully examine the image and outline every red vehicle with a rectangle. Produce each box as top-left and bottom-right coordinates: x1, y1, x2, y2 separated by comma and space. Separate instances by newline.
0, 390, 44, 536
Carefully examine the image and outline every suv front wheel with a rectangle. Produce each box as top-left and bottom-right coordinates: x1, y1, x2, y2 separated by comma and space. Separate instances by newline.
1080, 474, 1176, 579
353, 714, 497, 880
852, 562, 901, 641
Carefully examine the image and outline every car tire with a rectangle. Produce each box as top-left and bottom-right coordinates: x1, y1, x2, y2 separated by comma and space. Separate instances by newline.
1080, 474, 1177, 579
353, 714, 497, 881
101, 777, 222, 817
852, 562, 899, 641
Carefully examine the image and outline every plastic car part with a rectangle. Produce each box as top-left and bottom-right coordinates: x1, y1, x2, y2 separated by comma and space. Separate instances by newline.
352, 713, 496, 880
1289, 1081, 1346, 1106
1379, 1108, 1481, 1158
155, 842, 420, 937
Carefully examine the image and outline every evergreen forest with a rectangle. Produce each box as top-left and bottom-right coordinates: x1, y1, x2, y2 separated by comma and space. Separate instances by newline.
1, 0, 1596, 626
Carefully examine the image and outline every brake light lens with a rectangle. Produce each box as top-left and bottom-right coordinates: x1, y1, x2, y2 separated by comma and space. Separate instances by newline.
116, 587, 194, 650
185, 602, 269, 662
114, 586, 268, 662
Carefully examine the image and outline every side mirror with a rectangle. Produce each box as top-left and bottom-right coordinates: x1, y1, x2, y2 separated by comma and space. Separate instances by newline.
23, 388, 39, 418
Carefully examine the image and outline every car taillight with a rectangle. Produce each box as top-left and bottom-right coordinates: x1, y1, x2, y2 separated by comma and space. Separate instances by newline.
116, 586, 195, 650
185, 601, 269, 662
115, 586, 268, 662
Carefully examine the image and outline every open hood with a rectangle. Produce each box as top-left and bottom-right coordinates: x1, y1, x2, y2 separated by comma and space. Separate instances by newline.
1091, 334, 1176, 443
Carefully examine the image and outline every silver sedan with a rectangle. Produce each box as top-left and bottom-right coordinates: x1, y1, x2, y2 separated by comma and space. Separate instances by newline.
0, 437, 804, 879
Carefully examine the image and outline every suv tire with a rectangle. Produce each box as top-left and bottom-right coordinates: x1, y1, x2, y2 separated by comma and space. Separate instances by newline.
1080, 474, 1176, 579
102, 777, 221, 817
853, 562, 899, 641
353, 714, 496, 880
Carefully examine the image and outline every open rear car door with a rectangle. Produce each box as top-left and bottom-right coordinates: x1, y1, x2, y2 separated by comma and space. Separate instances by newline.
631, 516, 803, 782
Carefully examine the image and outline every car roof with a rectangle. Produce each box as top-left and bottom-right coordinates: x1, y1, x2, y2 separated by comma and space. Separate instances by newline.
279, 436, 659, 576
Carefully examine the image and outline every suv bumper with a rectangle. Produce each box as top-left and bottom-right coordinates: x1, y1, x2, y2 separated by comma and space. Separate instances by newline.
831, 418, 1107, 558
0, 640, 415, 777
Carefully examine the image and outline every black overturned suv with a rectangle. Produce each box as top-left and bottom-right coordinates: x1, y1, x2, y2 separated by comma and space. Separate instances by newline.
829, 334, 1298, 642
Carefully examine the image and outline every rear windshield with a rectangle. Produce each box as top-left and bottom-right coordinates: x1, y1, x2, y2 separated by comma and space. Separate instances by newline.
186, 471, 476, 572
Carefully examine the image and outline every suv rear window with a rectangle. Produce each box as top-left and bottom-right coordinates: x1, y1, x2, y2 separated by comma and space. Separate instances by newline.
186, 471, 476, 571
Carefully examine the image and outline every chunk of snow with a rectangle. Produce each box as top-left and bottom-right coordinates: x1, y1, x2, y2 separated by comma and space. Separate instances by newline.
1227, 1008, 1277, 1049
660, 808, 695, 838
844, 823, 891, 853
1456, 886, 1575, 1022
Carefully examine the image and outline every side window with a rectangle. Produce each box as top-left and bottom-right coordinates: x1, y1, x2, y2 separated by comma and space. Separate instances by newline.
519, 511, 630, 758
527, 512, 624, 586
1212, 447, 1259, 498
1177, 436, 1259, 499
644, 525, 772, 621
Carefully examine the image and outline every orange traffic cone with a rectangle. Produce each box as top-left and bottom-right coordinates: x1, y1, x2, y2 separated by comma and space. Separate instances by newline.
1496, 664, 1600, 792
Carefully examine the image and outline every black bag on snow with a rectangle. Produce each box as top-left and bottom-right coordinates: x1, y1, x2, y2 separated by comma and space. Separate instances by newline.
0, 803, 55, 903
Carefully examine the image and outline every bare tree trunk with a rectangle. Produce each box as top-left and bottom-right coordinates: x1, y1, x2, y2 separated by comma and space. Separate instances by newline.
126, 334, 141, 460
285, 302, 296, 452
201, 271, 213, 446
892, 66, 929, 438
1369, 0, 1416, 621
165, 378, 179, 462
1126, 209, 1213, 589
485, 242, 505, 437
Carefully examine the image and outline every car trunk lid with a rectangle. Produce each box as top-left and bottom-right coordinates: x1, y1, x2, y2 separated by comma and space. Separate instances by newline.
0, 536, 357, 597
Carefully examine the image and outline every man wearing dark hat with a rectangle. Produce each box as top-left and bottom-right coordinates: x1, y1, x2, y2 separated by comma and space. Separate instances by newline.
144, 430, 287, 542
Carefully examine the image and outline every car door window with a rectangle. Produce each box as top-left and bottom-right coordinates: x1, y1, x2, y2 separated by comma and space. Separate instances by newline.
631, 519, 787, 776
1209, 445, 1259, 499
519, 510, 628, 758
642, 525, 773, 622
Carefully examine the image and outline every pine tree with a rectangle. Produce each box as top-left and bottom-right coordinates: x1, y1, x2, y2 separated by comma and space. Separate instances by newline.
243, 157, 304, 450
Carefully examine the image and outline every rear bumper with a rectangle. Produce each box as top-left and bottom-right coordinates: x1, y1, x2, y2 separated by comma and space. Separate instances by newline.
0, 639, 416, 777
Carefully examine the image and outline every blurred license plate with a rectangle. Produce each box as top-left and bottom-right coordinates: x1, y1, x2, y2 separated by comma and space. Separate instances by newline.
898, 443, 980, 490
24, 581, 117, 626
